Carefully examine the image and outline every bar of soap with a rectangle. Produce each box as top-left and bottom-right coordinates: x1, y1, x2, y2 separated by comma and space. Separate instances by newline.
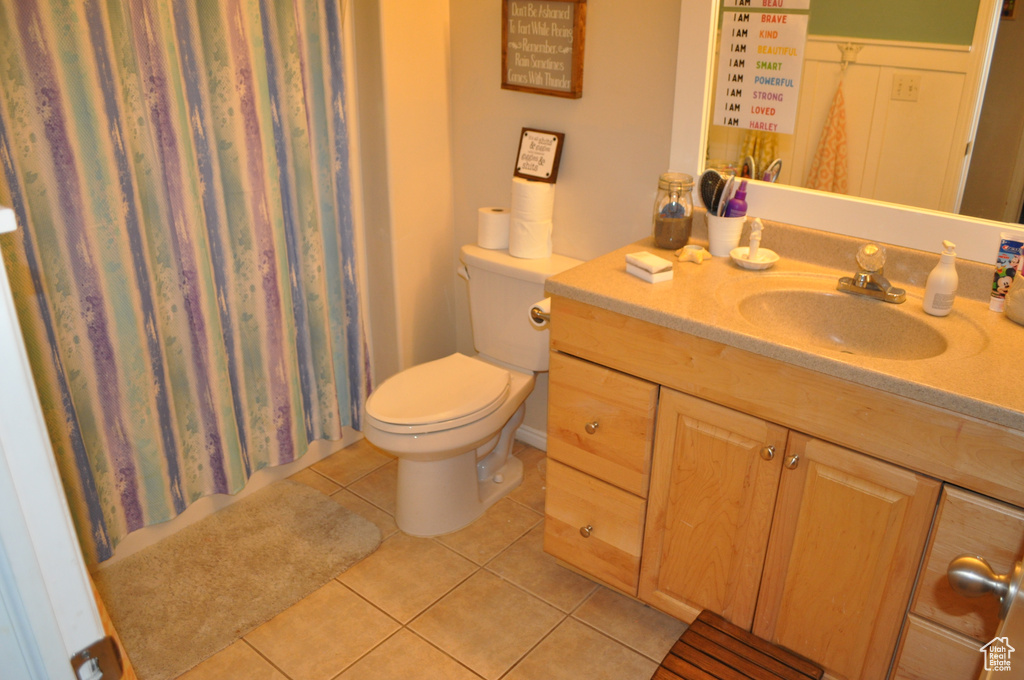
626, 251, 673, 274
626, 262, 673, 283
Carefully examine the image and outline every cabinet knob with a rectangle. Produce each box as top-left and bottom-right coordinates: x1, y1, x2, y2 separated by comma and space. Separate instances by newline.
760, 445, 775, 461
580, 524, 593, 538
785, 454, 800, 469
584, 421, 599, 435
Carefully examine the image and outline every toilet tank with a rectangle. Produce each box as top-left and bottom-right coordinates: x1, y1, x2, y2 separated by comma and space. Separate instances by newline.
461, 244, 581, 371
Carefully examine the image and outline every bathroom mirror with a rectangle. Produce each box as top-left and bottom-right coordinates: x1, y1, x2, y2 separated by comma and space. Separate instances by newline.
670, 0, 1024, 264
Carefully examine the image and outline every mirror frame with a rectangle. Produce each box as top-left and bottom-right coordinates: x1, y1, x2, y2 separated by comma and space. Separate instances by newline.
669, 0, 1024, 264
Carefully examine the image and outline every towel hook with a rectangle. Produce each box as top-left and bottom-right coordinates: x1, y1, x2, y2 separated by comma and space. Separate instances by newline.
838, 42, 863, 73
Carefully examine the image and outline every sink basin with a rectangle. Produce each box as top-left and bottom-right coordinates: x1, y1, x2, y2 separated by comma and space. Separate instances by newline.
719, 273, 988, 361
739, 289, 947, 360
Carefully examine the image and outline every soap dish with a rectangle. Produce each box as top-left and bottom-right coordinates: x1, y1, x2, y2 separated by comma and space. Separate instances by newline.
730, 247, 779, 270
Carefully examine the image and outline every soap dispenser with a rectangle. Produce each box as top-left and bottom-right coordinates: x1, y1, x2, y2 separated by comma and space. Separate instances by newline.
923, 240, 958, 317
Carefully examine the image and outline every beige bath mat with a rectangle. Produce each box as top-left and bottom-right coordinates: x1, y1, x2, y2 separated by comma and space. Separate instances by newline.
93, 480, 381, 680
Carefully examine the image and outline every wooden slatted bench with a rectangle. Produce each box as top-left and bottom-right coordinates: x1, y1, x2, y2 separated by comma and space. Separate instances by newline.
653, 611, 824, 680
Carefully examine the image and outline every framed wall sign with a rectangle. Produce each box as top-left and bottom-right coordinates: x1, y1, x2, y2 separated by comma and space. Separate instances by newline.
514, 128, 565, 182
502, 0, 586, 98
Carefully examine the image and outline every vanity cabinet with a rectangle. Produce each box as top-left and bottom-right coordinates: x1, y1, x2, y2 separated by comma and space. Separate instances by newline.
639, 388, 939, 680
542, 295, 1024, 680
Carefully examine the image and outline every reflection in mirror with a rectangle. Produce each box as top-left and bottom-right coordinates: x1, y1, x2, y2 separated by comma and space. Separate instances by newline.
704, 0, 1024, 224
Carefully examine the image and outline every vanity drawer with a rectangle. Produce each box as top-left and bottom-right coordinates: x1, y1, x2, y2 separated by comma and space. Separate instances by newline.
891, 614, 982, 680
547, 351, 658, 497
544, 460, 647, 594
912, 485, 1024, 642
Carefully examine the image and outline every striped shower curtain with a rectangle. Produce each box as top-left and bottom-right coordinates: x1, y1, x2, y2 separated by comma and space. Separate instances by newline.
0, 0, 368, 563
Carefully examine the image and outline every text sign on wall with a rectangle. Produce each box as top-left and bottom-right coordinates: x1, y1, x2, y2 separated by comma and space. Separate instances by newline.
722, 0, 811, 9
714, 10, 809, 134
502, 0, 586, 99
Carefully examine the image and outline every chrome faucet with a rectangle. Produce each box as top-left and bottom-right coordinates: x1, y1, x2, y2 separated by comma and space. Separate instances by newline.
837, 243, 906, 304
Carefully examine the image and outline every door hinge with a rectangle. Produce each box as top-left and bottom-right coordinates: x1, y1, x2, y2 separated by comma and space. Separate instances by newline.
71, 636, 122, 680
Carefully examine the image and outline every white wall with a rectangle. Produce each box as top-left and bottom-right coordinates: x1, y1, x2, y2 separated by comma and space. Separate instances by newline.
448, 0, 682, 436
353, 0, 457, 382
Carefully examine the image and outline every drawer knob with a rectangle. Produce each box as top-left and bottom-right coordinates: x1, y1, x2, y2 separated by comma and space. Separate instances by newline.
580, 524, 593, 538
785, 454, 800, 470
584, 421, 599, 435
760, 445, 775, 461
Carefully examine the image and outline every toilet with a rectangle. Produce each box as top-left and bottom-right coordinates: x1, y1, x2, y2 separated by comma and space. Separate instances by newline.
362, 244, 581, 536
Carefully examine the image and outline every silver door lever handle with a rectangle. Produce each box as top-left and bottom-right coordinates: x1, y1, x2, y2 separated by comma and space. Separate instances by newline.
948, 554, 1023, 619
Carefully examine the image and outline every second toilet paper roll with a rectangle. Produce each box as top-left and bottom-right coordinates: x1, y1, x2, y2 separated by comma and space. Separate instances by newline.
510, 177, 555, 259
478, 207, 510, 249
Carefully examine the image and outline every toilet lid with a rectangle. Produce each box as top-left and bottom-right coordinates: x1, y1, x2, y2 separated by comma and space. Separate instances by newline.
365, 353, 510, 432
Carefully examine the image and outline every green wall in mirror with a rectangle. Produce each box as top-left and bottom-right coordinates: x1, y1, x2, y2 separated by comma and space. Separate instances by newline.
806, 0, 981, 45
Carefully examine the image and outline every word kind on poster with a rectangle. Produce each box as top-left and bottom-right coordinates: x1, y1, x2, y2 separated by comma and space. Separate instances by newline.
715, 7, 809, 135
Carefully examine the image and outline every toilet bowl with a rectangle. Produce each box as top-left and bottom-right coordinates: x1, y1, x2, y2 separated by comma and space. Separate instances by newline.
362, 244, 582, 537
363, 353, 535, 536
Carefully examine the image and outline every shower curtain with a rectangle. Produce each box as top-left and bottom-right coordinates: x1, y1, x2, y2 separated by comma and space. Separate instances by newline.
0, 0, 368, 563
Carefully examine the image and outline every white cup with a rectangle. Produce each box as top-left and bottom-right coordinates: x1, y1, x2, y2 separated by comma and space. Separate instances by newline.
707, 215, 745, 257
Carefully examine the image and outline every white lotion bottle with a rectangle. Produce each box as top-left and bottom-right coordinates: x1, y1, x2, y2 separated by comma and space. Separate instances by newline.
923, 240, 958, 317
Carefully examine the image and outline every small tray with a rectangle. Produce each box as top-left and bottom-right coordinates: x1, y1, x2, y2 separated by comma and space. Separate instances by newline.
730, 247, 779, 270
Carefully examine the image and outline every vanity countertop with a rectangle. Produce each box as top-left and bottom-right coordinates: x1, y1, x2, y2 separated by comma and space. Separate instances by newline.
545, 235, 1024, 433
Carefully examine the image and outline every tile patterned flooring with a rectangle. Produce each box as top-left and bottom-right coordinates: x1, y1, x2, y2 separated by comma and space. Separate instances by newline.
177, 439, 687, 680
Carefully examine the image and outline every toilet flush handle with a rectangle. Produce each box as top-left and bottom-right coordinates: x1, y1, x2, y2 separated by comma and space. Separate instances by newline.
457, 264, 469, 281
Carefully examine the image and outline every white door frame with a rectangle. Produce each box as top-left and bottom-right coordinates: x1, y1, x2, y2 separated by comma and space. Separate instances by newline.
0, 206, 103, 679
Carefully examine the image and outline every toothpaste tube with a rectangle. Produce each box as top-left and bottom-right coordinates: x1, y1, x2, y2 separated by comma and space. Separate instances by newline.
990, 232, 1024, 312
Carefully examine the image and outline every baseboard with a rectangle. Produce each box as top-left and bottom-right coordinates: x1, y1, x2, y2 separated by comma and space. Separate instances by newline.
515, 424, 547, 451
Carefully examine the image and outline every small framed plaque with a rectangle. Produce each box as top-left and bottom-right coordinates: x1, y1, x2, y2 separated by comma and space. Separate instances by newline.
502, 0, 586, 98
514, 129, 564, 182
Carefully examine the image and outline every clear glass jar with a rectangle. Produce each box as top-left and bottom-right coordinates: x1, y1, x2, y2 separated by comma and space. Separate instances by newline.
652, 172, 694, 250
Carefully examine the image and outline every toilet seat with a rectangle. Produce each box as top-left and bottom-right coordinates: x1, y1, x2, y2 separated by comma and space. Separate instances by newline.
365, 353, 510, 434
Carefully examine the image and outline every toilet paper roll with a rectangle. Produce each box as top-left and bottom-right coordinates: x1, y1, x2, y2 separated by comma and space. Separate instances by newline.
510, 219, 553, 259
511, 176, 555, 221
529, 297, 551, 329
510, 177, 556, 259
477, 207, 510, 249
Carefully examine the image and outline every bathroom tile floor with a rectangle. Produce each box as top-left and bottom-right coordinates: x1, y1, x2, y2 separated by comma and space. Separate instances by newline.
177, 439, 687, 680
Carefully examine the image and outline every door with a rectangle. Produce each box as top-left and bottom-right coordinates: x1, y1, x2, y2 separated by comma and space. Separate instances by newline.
0, 207, 108, 679
639, 388, 788, 627
753, 433, 940, 680
947, 552, 1024, 679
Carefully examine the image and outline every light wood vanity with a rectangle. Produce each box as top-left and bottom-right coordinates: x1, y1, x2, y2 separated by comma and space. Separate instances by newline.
541, 235, 1024, 680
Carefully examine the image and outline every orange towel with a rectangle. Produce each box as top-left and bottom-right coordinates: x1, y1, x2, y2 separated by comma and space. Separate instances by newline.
806, 82, 849, 193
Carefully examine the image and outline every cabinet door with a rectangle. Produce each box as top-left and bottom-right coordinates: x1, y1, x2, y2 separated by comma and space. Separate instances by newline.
639, 388, 788, 627
753, 434, 940, 680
